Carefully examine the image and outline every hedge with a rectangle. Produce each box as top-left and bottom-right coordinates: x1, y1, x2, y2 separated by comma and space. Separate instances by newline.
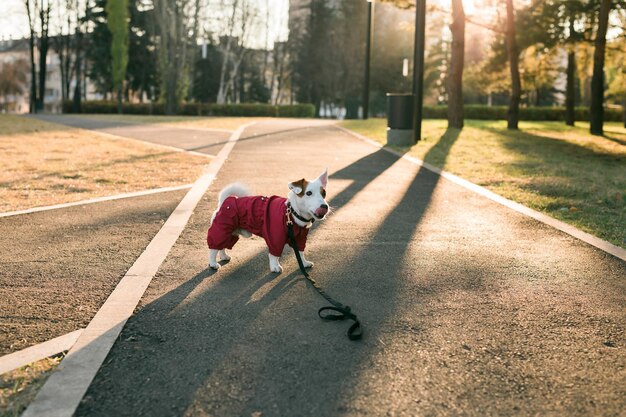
421, 105, 623, 122
62, 101, 316, 118
63, 101, 623, 122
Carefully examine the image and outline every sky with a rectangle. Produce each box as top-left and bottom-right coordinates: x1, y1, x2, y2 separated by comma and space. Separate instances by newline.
0, 0, 621, 46
0, 0, 460, 43
0, 0, 290, 48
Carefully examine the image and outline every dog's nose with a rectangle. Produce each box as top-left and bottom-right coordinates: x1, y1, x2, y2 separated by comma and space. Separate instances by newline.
316, 205, 329, 217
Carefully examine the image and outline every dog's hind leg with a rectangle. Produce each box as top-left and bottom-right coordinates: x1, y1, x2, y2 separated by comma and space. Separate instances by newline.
219, 249, 231, 262
209, 249, 220, 270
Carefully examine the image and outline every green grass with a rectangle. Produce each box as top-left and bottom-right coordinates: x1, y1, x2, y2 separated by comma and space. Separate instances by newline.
341, 118, 626, 249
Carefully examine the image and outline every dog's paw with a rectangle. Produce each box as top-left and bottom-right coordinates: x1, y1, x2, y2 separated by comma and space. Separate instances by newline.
303, 260, 314, 268
209, 262, 220, 270
219, 252, 231, 262
270, 264, 283, 274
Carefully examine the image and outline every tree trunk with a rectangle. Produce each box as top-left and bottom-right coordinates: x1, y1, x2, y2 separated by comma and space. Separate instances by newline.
447, 0, 465, 129
25, 0, 37, 114
72, 29, 83, 113
622, 94, 626, 129
506, 0, 521, 130
590, 0, 611, 136
117, 85, 123, 114
565, 51, 576, 126
37, 4, 51, 112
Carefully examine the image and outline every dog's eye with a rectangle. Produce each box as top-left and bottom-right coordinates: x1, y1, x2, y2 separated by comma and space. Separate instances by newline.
305, 191, 312, 196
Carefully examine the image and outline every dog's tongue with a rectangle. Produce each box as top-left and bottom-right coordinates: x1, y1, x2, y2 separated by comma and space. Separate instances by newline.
315, 207, 328, 217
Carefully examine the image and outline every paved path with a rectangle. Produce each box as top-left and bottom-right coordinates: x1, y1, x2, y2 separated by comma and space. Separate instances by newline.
64, 120, 625, 416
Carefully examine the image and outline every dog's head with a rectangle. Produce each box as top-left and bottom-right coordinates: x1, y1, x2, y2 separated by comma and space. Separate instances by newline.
287, 169, 329, 222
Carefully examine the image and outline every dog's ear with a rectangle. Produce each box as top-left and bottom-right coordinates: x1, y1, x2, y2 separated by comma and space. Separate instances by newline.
317, 168, 328, 188
288, 178, 306, 196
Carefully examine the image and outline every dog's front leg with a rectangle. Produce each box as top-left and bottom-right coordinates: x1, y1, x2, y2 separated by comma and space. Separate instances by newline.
268, 254, 283, 273
299, 251, 314, 268
209, 249, 220, 270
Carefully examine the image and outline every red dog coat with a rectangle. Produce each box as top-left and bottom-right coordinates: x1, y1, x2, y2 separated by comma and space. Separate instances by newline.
207, 195, 309, 257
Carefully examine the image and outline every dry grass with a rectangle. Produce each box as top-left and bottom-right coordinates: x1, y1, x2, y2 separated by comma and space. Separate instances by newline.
341, 118, 626, 248
0, 355, 62, 417
71, 114, 265, 131
0, 115, 210, 212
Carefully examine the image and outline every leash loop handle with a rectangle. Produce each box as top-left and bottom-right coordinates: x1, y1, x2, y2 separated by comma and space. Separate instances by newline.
318, 306, 363, 341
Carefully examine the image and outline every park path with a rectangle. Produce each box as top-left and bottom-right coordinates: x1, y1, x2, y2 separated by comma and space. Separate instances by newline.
30, 114, 233, 155
0, 117, 231, 355
64, 119, 626, 416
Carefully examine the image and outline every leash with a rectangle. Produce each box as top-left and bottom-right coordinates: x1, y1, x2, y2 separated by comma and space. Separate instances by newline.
286, 206, 363, 341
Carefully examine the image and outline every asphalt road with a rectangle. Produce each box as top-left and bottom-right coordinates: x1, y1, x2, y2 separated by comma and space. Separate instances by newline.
71, 120, 625, 416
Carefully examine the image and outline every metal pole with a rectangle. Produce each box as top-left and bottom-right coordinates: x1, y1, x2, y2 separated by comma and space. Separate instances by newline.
363, 0, 373, 119
412, 0, 426, 142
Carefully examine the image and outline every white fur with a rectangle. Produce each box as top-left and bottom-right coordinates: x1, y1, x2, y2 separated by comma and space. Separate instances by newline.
209, 169, 329, 273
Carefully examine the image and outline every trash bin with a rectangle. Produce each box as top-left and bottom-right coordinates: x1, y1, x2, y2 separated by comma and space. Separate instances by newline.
387, 93, 414, 146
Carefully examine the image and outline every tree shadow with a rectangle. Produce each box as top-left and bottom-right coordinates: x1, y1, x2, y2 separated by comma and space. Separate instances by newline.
75, 128, 464, 416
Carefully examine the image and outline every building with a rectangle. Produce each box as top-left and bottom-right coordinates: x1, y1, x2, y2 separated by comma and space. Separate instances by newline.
0, 37, 100, 114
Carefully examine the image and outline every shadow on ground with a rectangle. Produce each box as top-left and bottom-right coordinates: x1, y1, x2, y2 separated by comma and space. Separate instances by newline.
73, 128, 462, 416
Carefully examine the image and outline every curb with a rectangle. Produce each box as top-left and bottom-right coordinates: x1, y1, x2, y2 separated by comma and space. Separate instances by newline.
0, 184, 194, 218
0, 330, 83, 375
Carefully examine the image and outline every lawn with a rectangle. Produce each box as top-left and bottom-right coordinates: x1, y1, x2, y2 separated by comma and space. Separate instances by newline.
0, 355, 61, 417
341, 118, 626, 249
0, 115, 211, 212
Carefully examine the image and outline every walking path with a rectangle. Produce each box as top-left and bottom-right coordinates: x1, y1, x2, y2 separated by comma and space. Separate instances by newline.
9, 118, 625, 416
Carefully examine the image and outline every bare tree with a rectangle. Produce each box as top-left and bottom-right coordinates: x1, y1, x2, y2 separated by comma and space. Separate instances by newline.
505, 0, 521, 130
24, 0, 53, 113
215, 0, 258, 104
153, 0, 201, 114
447, 0, 465, 128
0, 59, 29, 112
24, 0, 51, 113
37, 0, 52, 112
25, 0, 38, 113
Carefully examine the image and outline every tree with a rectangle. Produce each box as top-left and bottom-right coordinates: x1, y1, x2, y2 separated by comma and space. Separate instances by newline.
505, 0, 521, 129
106, 0, 129, 113
0, 59, 29, 112
152, 0, 201, 114
590, 0, 612, 135
24, 0, 52, 113
87, 0, 159, 102
447, 0, 465, 128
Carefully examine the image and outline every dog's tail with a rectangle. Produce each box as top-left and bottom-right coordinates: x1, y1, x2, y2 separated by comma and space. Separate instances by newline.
217, 183, 251, 209
211, 183, 250, 226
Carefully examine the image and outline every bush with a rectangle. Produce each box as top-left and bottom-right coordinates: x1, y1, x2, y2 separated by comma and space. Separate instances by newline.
63, 101, 315, 118
420, 105, 623, 122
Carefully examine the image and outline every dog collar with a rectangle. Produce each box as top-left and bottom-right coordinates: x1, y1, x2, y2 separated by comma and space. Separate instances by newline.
286, 202, 315, 225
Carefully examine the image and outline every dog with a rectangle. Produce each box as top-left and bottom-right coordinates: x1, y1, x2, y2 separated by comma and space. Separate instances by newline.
207, 169, 330, 273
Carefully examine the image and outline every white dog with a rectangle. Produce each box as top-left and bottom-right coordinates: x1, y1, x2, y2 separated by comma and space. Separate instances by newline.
206, 169, 329, 273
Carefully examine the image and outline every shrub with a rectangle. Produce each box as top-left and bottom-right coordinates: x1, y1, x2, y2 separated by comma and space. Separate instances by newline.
420, 104, 622, 122
63, 101, 315, 118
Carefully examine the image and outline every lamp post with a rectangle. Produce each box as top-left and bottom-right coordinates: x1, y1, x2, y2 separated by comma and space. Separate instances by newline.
412, 0, 426, 142
363, 0, 374, 119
